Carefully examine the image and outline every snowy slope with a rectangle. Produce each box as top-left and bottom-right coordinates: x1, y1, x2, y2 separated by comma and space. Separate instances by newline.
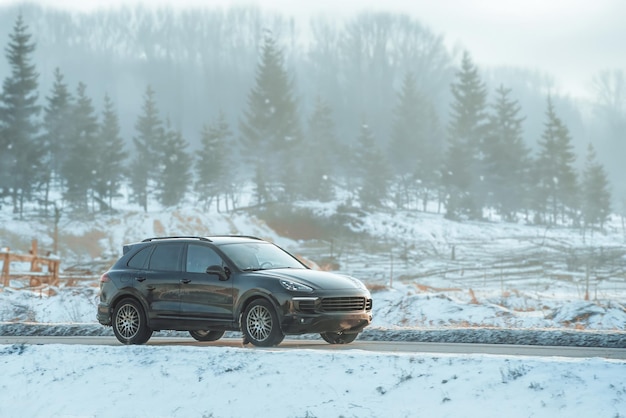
1, 199, 626, 334
1, 199, 626, 417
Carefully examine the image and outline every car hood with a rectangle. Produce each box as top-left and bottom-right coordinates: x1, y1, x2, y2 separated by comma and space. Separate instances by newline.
256, 268, 367, 291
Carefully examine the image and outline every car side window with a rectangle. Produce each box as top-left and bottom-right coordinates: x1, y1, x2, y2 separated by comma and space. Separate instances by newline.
186, 244, 222, 273
149, 243, 183, 272
127, 246, 152, 269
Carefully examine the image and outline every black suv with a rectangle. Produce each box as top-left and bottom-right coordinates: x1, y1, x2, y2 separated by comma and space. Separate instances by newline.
97, 236, 372, 347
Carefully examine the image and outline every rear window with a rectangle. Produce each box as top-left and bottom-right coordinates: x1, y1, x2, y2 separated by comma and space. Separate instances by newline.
127, 246, 152, 269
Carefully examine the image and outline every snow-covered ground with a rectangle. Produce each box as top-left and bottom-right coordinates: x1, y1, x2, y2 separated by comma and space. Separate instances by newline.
1, 197, 626, 417
0, 342, 625, 418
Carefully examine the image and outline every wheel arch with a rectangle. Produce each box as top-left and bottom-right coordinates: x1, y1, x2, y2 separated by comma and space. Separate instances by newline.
236, 291, 283, 329
109, 289, 151, 325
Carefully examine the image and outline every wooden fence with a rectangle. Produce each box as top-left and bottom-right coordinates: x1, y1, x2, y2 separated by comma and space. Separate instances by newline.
0, 240, 60, 287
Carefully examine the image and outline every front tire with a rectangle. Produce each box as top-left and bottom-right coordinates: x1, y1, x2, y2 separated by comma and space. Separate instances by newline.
112, 298, 153, 345
320, 331, 358, 344
241, 299, 284, 347
189, 330, 225, 342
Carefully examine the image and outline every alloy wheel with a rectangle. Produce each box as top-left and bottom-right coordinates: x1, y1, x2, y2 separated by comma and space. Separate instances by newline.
115, 303, 140, 339
246, 304, 272, 342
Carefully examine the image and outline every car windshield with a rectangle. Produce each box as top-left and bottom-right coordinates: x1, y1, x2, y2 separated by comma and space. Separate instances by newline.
219, 242, 306, 271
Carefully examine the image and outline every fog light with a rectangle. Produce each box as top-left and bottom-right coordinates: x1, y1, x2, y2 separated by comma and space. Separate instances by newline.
300, 318, 306, 324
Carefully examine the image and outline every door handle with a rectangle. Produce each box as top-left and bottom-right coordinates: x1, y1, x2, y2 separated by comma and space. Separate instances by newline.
135, 277, 146, 282
180, 278, 191, 284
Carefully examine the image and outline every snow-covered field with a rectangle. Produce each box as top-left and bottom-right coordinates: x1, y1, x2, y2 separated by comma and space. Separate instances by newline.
1, 343, 625, 418
1, 199, 626, 417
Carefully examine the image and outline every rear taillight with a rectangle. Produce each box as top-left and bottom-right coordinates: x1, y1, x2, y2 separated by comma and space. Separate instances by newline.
100, 273, 110, 283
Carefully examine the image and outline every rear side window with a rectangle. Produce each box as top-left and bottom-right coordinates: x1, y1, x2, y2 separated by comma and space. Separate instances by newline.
127, 246, 152, 269
149, 244, 184, 272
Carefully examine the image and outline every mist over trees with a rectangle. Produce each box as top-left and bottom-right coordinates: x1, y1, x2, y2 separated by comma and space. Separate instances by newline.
0, 4, 621, 231
240, 31, 302, 204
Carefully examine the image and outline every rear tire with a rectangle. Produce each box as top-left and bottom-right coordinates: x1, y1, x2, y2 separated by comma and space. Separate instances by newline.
112, 298, 153, 345
241, 299, 284, 347
189, 330, 225, 342
320, 331, 358, 344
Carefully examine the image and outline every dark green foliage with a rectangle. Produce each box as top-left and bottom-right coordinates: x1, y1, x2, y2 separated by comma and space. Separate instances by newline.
443, 52, 489, 220
533, 97, 579, 225
484, 85, 530, 220
0, 15, 42, 216
252, 164, 270, 207
239, 32, 302, 204
42, 68, 73, 209
62, 82, 99, 211
581, 143, 611, 229
157, 122, 191, 207
130, 85, 163, 212
94, 94, 125, 211
196, 111, 232, 211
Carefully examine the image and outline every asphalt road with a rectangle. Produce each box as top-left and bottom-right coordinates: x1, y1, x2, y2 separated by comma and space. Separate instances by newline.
2, 336, 625, 359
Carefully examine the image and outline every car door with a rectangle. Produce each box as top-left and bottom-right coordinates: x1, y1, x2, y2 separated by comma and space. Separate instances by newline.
139, 243, 184, 318
180, 243, 234, 320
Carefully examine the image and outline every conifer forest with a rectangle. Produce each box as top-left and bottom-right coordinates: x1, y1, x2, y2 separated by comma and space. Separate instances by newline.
0, 3, 623, 232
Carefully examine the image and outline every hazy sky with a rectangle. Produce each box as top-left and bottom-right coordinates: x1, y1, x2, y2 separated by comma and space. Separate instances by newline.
4, 0, 625, 100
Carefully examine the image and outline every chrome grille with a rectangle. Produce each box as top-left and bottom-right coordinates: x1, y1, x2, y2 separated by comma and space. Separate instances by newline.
321, 297, 366, 312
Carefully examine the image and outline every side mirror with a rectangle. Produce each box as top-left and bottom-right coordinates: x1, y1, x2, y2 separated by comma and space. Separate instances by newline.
206, 265, 229, 281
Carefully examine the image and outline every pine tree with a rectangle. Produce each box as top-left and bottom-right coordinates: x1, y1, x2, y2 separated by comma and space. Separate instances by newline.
353, 122, 390, 208
196, 111, 232, 211
484, 85, 529, 220
130, 85, 163, 212
42, 68, 73, 211
581, 143, 611, 230
443, 51, 489, 220
389, 72, 443, 210
94, 94, 125, 211
0, 15, 42, 216
240, 32, 301, 203
554, 116, 579, 223
533, 97, 578, 225
62, 82, 99, 212
302, 96, 336, 202
157, 121, 191, 207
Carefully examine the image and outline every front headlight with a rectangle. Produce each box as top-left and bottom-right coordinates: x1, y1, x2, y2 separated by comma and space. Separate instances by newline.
280, 279, 313, 293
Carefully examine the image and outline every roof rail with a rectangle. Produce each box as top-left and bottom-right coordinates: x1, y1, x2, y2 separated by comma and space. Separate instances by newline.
141, 236, 212, 242
210, 235, 263, 241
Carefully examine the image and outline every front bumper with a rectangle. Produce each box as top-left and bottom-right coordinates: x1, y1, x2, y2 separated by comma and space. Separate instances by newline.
276, 293, 372, 335
280, 311, 372, 335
